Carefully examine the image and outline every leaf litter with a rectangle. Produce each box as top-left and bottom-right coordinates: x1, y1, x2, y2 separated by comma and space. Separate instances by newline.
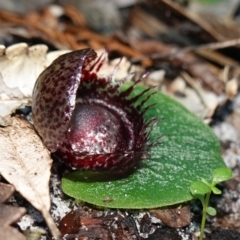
0, 116, 61, 239
0, 1, 240, 238
0, 182, 26, 240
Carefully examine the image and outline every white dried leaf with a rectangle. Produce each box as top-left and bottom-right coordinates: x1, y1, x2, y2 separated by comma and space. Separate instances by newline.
46, 49, 70, 66
226, 78, 238, 99
0, 43, 70, 125
0, 43, 48, 98
0, 117, 61, 239
95, 51, 142, 80
167, 76, 186, 94
0, 43, 47, 125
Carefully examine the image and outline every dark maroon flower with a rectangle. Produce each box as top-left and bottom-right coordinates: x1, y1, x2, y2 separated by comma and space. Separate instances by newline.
32, 48, 158, 174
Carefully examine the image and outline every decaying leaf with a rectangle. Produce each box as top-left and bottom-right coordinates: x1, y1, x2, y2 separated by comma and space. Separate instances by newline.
0, 182, 26, 240
150, 204, 191, 228
58, 209, 138, 239
0, 43, 48, 126
0, 43, 48, 98
0, 43, 69, 126
0, 181, 15, 202
0, 116, 61, 239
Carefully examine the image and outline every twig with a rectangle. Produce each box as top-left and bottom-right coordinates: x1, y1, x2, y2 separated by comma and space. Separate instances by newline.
131, 38, 240, 63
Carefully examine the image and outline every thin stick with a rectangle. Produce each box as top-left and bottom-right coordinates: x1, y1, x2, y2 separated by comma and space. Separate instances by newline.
131, 38, 240, 63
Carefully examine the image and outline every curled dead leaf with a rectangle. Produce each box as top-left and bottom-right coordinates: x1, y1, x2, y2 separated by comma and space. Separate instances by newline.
0, 116, 61, 239
0, 43, 70, 126
0, 43, 48, 98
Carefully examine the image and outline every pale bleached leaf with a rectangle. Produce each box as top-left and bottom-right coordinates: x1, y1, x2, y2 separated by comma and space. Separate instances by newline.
0, 43, 48, 98
0, 43, 48, 125
0, 43, 70, 125
0, 117, 61, 239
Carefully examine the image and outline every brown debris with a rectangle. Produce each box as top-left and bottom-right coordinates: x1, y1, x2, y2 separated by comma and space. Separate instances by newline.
0, 182, 26, 240
58, 209, 136, 240
0, 1, 239, 99
146, 0, 223, 41
63, 5, 86, 27
129, 38, 224, 94
150, 204, 191, 228
58, 210, 81, 235
0, 182, 14, 203
59, 205, 191, 239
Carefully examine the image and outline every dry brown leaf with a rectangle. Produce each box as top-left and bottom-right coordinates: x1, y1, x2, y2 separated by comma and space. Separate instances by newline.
0, 116, 61, 239
0, 204, 26, 240
0, 182, 26, 240
150, 204, 191, 228
0, 182, 15, 202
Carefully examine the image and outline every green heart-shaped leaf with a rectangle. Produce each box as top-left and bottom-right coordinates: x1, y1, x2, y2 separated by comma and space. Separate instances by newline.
62, 84, 225, 208
212, 167, 232, 184
190, 181, 211, 196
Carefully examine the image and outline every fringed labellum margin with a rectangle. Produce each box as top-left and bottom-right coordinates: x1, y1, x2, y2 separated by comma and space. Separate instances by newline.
32, 48, 160, 174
